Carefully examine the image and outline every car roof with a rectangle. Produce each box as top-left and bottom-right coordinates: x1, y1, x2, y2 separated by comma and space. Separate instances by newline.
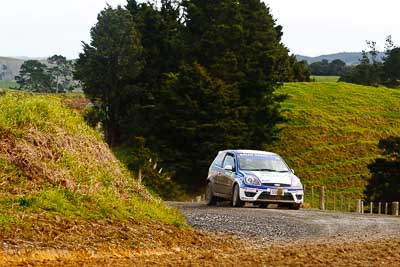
220, 149, 278, 156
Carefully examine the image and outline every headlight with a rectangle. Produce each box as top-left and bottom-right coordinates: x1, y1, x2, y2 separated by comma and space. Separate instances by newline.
244, 175, 261, 186
291, 177, 302, 188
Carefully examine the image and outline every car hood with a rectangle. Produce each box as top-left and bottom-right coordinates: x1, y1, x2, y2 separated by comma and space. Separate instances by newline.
242, 170, 297, 185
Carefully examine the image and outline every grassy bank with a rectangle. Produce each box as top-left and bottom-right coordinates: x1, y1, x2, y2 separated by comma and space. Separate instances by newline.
269, 82, 400, 199
0, 91, 186, 234
0, 81, 18, 89
311, 76, 340, 82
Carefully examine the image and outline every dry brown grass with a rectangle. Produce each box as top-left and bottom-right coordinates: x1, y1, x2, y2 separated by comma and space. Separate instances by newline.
0, 91, 186, 230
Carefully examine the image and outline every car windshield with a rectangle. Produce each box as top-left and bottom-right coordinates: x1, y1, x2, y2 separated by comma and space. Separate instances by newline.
238, 154, 289, 172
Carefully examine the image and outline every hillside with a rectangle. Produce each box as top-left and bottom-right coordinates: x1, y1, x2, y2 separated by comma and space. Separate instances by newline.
0, 90, 186, 242
268, 82, 400, 200
296, 52, 385, 65
0, 57, 24, 81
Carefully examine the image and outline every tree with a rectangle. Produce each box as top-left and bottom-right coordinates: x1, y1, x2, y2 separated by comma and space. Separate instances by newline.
366, 137, 400, 202
126, 0, 184, 88
15, 60, 52, 92
290, 56, 311, 82
153, 63, 242, 187
48, 55, 74, 93
382, 36, 400, 88
339, 41, 383, 86
310, 59, 330, 76
329, 59, 346, 76
74, 6, 143, 146
149, 0, 287, 187
123, 0, 185, 141
382, 48, 400, 88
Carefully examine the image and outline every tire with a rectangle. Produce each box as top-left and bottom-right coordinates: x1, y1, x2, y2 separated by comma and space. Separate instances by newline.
232, 184, 245, 207
291, 203, 301, 210
205, 182, 217, 206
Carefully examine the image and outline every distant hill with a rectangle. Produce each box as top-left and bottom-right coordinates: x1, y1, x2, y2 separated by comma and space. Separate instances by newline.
296, 52, 385, 65
0, 56, 25, 81
0, 56, 51, 81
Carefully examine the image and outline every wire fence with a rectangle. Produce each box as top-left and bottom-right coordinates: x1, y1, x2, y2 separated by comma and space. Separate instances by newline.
305, 185, 400, 216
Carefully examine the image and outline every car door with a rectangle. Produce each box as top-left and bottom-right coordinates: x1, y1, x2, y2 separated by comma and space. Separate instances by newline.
208, 152, 225, 195
220, 153, 236, 196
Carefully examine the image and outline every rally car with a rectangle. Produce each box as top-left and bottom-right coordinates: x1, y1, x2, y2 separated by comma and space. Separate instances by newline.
206, 150, 304, 209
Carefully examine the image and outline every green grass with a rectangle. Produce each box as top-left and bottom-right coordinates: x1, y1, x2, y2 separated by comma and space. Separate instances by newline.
0, 80, 19, 89
311, 76, 340, 82
268, 82, 400, 200
0, 91, 186, 229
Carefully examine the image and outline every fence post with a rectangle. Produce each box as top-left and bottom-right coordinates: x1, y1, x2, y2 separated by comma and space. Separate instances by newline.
326, 193, 328, 210
370, 202, 373, 214
340, 195, 343, 211
392, 202, 399, 216
348, 199, 351, 212
378, 202, 381, 215
311, 186, 314, 208
333, 192, 336, 211
361, 201, 364, 214
385, 202, 388, 215
138, 169, 142, 183
356, 199, 361, 213
319, 186, 325, 210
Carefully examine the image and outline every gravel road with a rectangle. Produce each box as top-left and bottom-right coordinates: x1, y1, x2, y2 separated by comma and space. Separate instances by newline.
169, 202, 400, 244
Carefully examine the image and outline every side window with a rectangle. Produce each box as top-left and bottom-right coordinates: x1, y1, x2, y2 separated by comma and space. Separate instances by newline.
213, 152, 225, 167
223, 154, 235, 170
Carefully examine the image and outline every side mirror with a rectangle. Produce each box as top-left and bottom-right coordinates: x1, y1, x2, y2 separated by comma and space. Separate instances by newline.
224, 165, 234, 171
291, 169, 295, 174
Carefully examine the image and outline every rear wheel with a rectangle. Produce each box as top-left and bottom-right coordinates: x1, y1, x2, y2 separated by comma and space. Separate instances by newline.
206, 182, 217, 206
232, 184, 245, 207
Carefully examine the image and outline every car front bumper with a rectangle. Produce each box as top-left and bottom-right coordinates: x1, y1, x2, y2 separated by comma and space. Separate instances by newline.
239, 186, 304, 204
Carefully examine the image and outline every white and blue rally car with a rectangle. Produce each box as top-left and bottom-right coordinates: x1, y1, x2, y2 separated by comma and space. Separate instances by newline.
206, 150, 304, 209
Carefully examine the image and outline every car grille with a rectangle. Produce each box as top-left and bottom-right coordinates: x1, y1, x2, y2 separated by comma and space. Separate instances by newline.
245, 192, 257, 197
258, 192, 293, 201
262, 183, 291, 187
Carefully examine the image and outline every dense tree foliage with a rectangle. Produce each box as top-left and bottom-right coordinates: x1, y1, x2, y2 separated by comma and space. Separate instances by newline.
153, 64, 243, 186
75, 6, 143, 146
340, 37, 400, 88
310, 59, 346, 76
76, 1, 308, 192
366, 137, 400, 202
382, 47, 400, 88
15, 60, 51, 91
48, 55, 75, 93
15, 57, 76, 92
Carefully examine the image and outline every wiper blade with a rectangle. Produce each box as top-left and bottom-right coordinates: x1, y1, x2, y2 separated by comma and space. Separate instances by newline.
255, 169, 277, 172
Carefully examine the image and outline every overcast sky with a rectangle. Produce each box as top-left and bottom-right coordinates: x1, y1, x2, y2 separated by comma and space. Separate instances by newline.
1, 0, 399, 58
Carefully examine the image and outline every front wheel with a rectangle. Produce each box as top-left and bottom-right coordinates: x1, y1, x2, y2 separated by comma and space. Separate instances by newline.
206, 182, 217, 206
291, 203, 301, 210
232, 184, 245, 207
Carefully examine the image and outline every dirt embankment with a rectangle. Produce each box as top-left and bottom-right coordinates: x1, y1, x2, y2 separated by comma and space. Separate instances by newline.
2, 203, 400, 266
1, 229, 399, 266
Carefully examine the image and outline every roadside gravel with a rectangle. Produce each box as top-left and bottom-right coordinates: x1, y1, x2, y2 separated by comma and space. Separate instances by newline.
170, 202, 400, 245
